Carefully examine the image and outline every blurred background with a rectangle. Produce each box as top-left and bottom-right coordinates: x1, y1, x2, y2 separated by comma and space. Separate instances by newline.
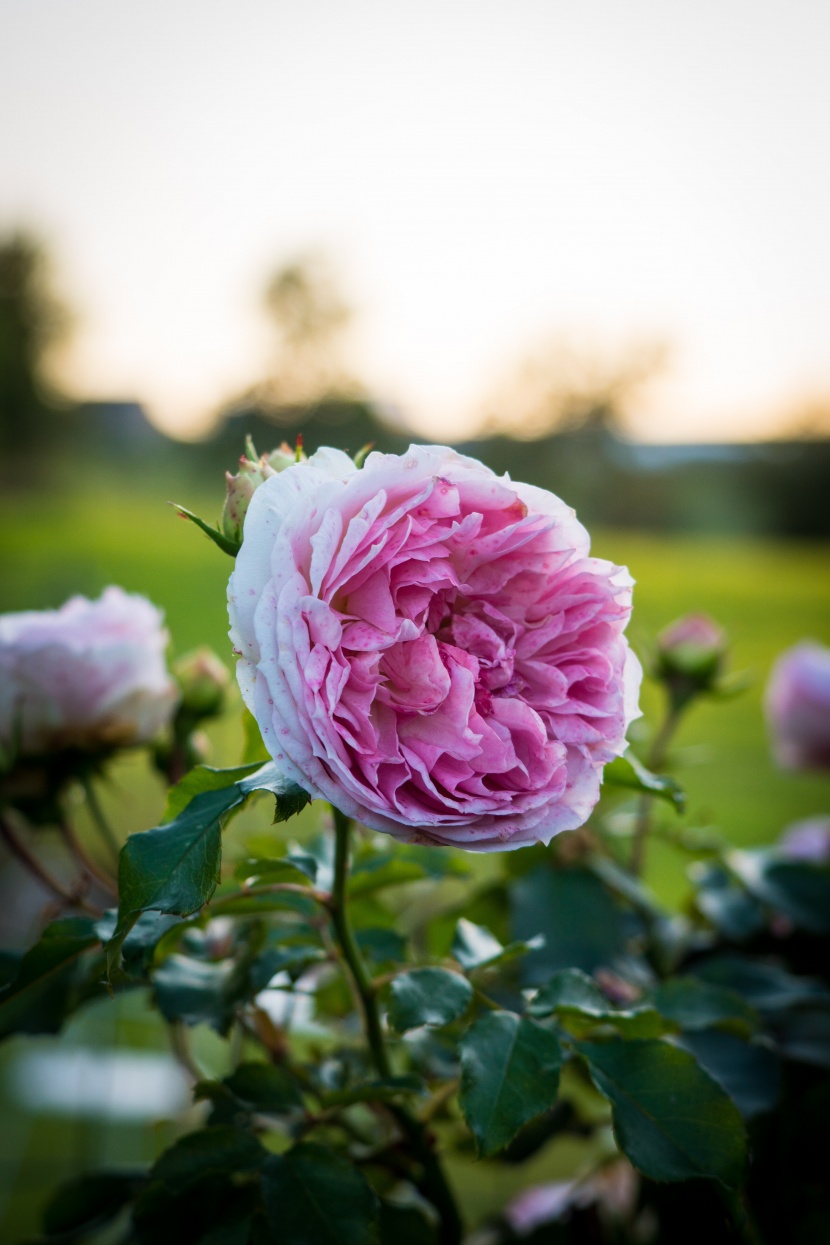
1, 0, 829, 1237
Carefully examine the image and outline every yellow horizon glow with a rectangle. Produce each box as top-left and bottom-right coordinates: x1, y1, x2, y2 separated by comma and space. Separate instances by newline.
2, 0, 829, 445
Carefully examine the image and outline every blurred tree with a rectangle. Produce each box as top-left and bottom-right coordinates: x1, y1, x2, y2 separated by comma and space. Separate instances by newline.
253, 253, 354, 410
213, 254, 409, 463
478, 336, 668, 440
0, 232, 71, 466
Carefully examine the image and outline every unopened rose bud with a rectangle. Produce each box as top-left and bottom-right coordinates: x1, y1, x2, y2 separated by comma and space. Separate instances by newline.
221, 440, 304, 544
765, 641, 830, 771
172, 647, 230, 719
655, 613, 727, 707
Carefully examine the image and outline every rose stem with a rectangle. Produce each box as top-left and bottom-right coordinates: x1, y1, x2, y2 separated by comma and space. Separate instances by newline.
81, 774, 121, 862
59, 817, 118, 898
329, 806, 463, 1245
629, 701, 684, 877
0, 812, 98, 915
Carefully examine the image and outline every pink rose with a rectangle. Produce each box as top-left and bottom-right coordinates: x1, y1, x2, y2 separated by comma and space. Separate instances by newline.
228, 445, 641, 851
0, 587, 178, 760
765, 641, 830, 771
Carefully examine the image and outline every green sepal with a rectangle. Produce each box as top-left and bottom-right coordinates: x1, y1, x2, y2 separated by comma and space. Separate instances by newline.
170, 502, 241, 557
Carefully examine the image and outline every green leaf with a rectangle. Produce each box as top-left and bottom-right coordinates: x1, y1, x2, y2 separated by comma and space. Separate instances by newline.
0, 917, 99, 1039
528, 968, 664, 1038
320, 1076, 425, 1108
134, 1128, 264, 1245
42, 1171, 139, 1239
356, 927, 407, 967
677, 1031, 781, 1119
150, 1126, 267, 1188
153, 954, 253, 1035
261, 1143, 379, 1245
649, 976, 758, 1036
450, 919, 543, 971
728, 850, 830, 935
170, 502, 240, 557
690, 956, 830, 1012
163, 763, 264, 823
690, 862, 765, 942
379, 1201, 437, 1245
108, 762, 308, 975
459, 1011, 563, 1156
579, 1039, 747, 1187
348, 857, 426, 898
510, 866, 629, 982
604, 750, 685, 812
195, 1062, 304, 1123
387, 968, 473, 1033
771, 1007, 830, 1069
233, 853, 318, 885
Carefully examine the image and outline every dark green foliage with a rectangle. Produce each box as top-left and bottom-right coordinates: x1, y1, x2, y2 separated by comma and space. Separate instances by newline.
107, 762, 309, 973
387, 968, 473, 1033
133, 1127, 267, 1245
0, 917, 100, 1038
261, 1143, 380, 1245
459, 1012, 563, 1156
604, 750, 686, 811
528, 968, 664, 1038
41, 1171, 139, 1240
195, 1062, 304, 1124
510, 866, 630, 981
648, 976, 758, 1035
677, 1031, 781, 1118
579, 1039, 747, 1187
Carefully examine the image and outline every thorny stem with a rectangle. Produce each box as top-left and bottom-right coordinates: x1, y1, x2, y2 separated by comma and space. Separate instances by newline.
59, 818, 118, 897
0, 811, 99, 915
210, 881, 331, 912
629, 702, 684, 878
329, 806, 463, 1245
168, 1021, 206, 1083
330, 806, 391, 1078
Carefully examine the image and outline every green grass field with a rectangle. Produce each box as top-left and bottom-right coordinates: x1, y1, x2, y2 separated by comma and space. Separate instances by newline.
1, 483, 828, 1237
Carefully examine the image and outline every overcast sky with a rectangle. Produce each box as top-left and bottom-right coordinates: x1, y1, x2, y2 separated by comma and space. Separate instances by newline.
2, 0, 829, 441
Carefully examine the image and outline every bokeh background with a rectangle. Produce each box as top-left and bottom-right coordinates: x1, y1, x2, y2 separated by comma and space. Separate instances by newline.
1, 0, 829, 1237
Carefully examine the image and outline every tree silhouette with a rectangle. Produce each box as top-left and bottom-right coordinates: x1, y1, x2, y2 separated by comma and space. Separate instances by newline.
0, 232, 70, 464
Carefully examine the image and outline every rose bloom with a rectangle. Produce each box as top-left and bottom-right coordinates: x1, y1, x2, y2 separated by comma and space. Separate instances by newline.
0, 587, 178, 759
229, 445, 641, 850
765, 641, 830, 771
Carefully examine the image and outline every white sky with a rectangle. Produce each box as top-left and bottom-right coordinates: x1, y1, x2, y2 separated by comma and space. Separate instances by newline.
1, 0, 829, 441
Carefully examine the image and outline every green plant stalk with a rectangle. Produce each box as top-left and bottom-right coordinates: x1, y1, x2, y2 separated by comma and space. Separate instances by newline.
81, 774, 121, 861
629, 702, 684, 877
329, 806, 463, 1245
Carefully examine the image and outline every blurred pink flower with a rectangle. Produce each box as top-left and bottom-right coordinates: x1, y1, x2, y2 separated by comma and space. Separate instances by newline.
0, 587, 177, 760
228, 444, 640, 850
778, 816, 830, 863
765, 641, 830, 771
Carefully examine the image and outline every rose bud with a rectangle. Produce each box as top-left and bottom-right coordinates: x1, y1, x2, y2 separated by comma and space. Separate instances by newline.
221, 440, 305, 545
172, 646, 231, 719
654, 612, 727, 709
0, 587, 178, 766
228, 444, 642, 851
765, 641, 830, 770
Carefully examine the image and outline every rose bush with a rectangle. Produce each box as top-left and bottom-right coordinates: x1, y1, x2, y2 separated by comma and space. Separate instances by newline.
765, 640, 830, 770
0, 586, 177, 761
228, 444, 641, 849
